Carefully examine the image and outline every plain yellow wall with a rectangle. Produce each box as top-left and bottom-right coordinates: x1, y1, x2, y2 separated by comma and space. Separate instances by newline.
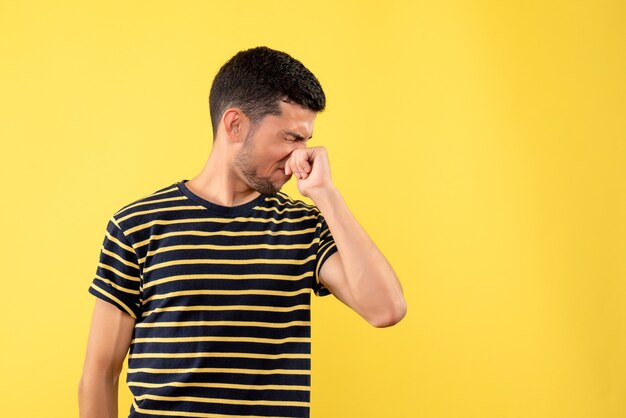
1, 1, 624, 417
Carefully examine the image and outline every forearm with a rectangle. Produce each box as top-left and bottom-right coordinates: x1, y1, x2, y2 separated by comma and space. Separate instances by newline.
78, 372, 119, 418
311, 185, 407, 326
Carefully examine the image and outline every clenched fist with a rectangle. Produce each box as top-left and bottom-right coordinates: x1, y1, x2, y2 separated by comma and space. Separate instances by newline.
284, 146, 334, 198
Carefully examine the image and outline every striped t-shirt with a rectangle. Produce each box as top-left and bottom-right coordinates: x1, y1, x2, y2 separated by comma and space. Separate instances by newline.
88, 178, 338, 418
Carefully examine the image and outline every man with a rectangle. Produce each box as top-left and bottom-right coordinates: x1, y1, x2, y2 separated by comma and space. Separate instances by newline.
79, 46, 407, 418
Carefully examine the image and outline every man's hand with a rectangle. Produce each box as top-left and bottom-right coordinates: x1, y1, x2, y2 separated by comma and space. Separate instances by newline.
284, 146, 334, 198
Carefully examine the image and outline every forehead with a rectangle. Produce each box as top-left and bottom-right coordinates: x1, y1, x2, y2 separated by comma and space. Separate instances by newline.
261, 100, 316, 136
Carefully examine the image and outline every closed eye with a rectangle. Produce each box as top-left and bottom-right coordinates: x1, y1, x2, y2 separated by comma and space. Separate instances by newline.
283, 131, 312, 143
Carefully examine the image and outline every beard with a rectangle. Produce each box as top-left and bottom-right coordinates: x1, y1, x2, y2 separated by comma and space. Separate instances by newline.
233, 131, 282, 196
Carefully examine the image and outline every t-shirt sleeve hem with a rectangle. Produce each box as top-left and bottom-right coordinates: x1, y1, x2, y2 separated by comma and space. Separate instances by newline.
313, 242, 338, 297
88, 283, 140, 319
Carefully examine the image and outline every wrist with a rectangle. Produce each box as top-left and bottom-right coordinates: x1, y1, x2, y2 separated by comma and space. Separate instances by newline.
308, 184, 340, 209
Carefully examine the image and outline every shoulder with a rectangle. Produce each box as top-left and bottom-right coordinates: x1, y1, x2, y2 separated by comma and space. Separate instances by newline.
253, 192, 326, 232
265, 191, 320, 215
258, 191, 325, 223
109, 180, 183, 231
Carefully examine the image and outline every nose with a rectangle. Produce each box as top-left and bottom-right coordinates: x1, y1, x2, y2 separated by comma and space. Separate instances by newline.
292, 140, 308, 150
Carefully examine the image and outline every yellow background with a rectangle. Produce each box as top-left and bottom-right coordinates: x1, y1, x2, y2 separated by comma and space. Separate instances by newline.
1, 1, 624, 417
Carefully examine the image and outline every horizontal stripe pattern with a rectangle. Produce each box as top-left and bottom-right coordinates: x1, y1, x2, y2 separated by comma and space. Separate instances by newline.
88, 179, 338, 418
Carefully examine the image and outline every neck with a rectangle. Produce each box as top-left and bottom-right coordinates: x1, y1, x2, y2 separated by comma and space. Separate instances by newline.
185, 140, 260, 207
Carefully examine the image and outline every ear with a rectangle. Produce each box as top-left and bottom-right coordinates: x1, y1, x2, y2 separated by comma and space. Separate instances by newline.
222, 108, 248, 144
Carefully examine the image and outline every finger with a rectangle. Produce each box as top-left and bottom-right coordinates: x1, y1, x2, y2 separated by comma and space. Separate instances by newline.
286, 156, 299, 179
293, 150, 311, 178
285, 152, 298, 176
298, 159, 312, 179
298, 151, 312, 173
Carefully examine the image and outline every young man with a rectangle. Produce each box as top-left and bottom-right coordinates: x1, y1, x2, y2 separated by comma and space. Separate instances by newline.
79, 46, 407, 418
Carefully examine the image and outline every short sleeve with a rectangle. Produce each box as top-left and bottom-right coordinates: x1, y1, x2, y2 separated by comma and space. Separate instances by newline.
88, 217, 142, 319
313, 213, 338, 297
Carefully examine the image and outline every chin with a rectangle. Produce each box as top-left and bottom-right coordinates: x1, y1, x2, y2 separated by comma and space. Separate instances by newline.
253, 183, 281, 196
244, 172, 285, 195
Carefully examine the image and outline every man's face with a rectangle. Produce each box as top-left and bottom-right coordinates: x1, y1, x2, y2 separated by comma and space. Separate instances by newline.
234, 100, 316, 195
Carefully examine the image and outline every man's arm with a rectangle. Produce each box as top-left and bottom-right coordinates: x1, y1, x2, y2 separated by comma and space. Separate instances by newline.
79, 298, 135, 418
313, 187, 407, 327
285, 146, 407, 327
